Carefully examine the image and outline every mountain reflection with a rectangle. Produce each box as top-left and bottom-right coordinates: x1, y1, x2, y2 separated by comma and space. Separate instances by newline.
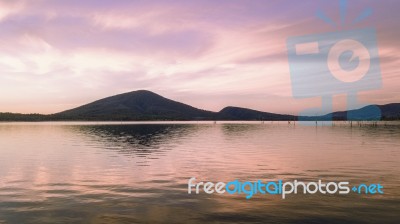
73, 124, 193, 158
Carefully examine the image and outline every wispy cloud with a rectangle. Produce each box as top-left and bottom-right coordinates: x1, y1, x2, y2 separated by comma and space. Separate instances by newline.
0, 0, 399, 114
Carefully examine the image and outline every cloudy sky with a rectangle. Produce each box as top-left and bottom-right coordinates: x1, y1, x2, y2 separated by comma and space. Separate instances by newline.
0, 0, 399, 114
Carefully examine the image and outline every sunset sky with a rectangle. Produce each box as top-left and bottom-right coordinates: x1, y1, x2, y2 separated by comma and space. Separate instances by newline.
0, 0, 399, 115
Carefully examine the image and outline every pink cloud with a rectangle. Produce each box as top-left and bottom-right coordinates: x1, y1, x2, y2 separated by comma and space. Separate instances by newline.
0, 0, 399, 114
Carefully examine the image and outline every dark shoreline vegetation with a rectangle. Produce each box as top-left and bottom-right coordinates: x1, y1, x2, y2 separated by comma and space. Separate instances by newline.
1, 90, 399, 122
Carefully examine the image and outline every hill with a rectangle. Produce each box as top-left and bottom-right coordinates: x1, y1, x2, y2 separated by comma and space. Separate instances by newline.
328, 104, 400, 121
55, 90, 215, 120
217, 106, 295, 121
0, 113, 47, 121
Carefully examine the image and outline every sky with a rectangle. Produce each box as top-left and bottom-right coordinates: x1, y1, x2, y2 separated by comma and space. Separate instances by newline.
0, 0, 399, 115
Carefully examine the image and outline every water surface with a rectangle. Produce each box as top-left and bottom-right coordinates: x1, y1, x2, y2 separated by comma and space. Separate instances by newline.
0, 122, 399, 223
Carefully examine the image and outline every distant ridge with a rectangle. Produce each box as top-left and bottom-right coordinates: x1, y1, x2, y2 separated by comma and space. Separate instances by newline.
0, 90, 399, 121
217, 106, 295, 121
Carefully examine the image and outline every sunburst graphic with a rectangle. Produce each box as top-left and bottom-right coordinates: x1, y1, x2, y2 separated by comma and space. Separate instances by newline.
316, 0, 373, 28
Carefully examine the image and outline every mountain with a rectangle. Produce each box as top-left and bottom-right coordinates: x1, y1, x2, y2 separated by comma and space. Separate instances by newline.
55, 90, 215, 120
323, 104, 400, 121
0, 90, 399, 121
217, 106, 295, 121
379, 103, 400, 120
0, 113, 47, 121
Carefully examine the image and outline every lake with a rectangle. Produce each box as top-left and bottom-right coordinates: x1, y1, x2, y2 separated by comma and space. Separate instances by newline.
0, 122, 399, 223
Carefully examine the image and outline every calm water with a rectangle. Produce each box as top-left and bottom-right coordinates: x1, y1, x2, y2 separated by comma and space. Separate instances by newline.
0, 122, 399, 223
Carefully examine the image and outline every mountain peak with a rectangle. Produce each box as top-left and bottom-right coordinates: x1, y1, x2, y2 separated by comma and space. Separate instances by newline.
127, 89, 159, 95
108, 90, 162, 100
